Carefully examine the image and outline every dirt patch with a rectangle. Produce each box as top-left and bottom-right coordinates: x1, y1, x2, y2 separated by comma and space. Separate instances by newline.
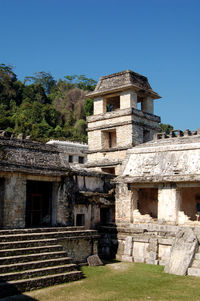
106, 261, 134, 271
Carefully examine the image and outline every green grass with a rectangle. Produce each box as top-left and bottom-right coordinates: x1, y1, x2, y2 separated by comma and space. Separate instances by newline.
22, 261, 200, 301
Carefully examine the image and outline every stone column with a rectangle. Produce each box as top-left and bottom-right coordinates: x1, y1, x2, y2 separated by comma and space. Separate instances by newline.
115, 183, 137, 225
120, 90, 137, 110
56, 176, 76, 226
52, 182, 59, 226
158, 184, 181, 224
3, 174, 26, 228
141, 97, 154, 114
93, 97, 105, 115
122, 236, 133, 262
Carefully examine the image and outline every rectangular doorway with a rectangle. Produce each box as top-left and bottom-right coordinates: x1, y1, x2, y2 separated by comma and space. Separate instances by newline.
26, 181, 52, 227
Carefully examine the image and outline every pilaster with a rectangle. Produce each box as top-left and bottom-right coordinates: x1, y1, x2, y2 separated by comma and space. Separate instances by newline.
158, 184, 181, 224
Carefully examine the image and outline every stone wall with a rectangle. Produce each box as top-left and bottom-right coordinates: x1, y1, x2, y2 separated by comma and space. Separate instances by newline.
116, 223, 176, 265
87, 108, 160, 152
122, 132, 200, 183
47, 140, 88, 165
0, 178, 4, 227
3, 174, 26, 228
58, 234, 99, 263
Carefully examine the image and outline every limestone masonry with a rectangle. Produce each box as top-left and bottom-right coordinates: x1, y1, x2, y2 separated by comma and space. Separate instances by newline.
1, 69, 200, 295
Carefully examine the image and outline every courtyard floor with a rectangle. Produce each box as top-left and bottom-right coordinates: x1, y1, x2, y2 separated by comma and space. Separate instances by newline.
2, 261, 200, 301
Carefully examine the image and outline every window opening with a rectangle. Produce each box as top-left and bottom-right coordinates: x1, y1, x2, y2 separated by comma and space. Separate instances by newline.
69, 155, 73, 163
78, 156, 84, 164
76, 214, 85, 226
106, 96, 120, 112
102, 167, 115, 175
102, 129, 116, 149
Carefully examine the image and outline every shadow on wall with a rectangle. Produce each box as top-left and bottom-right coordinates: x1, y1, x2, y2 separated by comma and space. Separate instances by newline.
97, 224, 118, 260
0, 279, 38, 301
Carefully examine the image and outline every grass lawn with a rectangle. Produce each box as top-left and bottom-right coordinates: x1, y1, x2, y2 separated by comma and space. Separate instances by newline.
5, 261, 200, 301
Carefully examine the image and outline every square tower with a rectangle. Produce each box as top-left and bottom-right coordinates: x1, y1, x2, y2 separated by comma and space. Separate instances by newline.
86, 70, 161, 175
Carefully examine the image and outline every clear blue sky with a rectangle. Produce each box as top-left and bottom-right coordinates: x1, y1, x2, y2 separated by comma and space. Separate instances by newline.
1, 0, 199, 130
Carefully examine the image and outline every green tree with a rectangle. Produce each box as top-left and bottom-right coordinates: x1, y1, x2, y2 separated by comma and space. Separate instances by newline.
159, 123, 174, 134
84, 98, 93, 117
22, 84, 49, 104
24, 72, 56, 94
64, 75, 97, 91
0, 64, 22, 108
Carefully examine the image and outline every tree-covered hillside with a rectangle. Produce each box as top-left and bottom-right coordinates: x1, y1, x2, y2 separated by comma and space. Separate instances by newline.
0, 64, 173, 143
0, 64, 96, 143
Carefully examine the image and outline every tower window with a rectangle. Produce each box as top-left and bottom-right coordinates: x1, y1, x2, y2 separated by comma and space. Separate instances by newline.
106, 96, 120, 112
102, 129, 116, 149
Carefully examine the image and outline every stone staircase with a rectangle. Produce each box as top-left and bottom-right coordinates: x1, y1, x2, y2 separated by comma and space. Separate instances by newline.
188, 246, 200, 277
0, 227, 90, 298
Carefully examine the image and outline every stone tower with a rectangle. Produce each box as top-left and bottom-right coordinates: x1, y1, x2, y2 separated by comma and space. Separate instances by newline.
86, 70, 161, 175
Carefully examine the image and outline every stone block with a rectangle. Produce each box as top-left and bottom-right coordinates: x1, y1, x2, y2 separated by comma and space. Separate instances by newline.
124, 236, 133, 256
122, 255, 133, 262
159, 260, 166, 266
191, 259, 200, 268
188, 267, 200, 277
133, 241, 149, 263
134, 257, 145, 263
164, 228, 198, 276
158, 244, 171, 263
146, 259, 158, 265
87, 255, 103, 266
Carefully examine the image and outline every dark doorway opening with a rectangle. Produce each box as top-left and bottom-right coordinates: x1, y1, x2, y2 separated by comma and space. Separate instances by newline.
76, 214, 85, 226
26, 181, 52, 227
100, 207, 113, 225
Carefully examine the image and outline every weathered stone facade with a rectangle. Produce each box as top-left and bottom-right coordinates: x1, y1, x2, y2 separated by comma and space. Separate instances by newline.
86, 70, 161, 175
2, 69, 200, 278
0, 136, 114, 230
47, 140, 88, 165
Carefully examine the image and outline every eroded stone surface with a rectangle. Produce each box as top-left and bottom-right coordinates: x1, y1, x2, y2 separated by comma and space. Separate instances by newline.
87, 254, 103, 266
164, 228, 198, 275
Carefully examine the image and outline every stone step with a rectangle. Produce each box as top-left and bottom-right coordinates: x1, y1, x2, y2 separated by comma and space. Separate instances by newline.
0, 230, 98, 242
188, 267, 200, 277
0, 263, 78, 281
0, 257, 72, 273
0, 226, 85, 235
194, 253, 200, 260
0, 270, 83, 298
0, 250, 68, 265
0, 244, 63, 257
0, 238, 58, 250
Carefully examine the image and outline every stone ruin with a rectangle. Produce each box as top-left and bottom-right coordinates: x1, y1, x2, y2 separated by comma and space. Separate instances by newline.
1, 69, 200, 290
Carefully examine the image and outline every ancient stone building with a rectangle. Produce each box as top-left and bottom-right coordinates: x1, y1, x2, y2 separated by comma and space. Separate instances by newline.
47, 140, 88, 165
85, 69, 200, 277
0, 134, 114, 229
114, 130, 200, 276
1, 68, 200, 294
86, 70, 161, 175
